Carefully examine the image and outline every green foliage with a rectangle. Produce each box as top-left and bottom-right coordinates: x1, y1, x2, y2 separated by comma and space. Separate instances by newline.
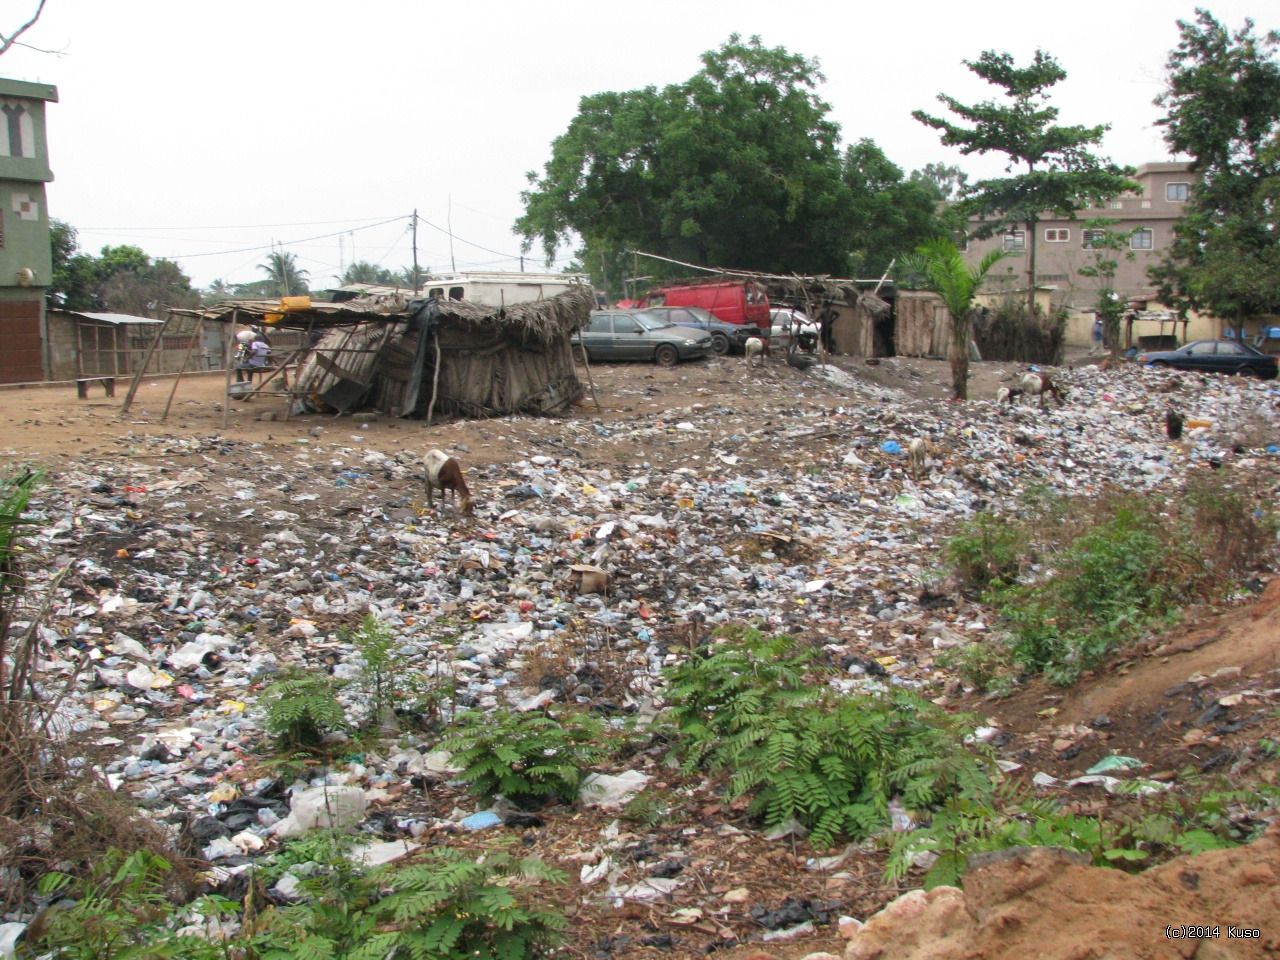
261, 670, 348, 749
517, 34, 946, 291
26, 849, 233, 959
255, 846, 567, 960
439, 707, 606, 805
348, 613, 405, 731
46, 224, 199, 316
662, 631, 993, 847
258, 249, 310, 296
941, 482, 1275, 687
897, 237, 1011, 400
1152, 11, 1280, 328
1077, 217, 1136, 358
886, 778, 1279, 888
30, 845, 567, 960
914, 49, 1135, 314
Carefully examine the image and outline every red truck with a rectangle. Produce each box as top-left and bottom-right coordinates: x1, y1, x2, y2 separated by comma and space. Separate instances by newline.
638, 281, 770, 334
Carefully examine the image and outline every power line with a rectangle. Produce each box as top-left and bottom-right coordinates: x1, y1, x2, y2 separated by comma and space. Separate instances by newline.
155, 216, 408, 259
77, 215, 407, 232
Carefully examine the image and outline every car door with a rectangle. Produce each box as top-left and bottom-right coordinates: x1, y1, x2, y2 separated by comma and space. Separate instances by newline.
582, 314, 614, 360
611, 314, 648, 360
1181, 341, 1218, 372
1214, 340, 1250, 373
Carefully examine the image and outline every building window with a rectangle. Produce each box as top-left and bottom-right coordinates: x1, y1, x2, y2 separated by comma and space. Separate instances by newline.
1141, 200, 1152, 209
1166, 182, 1189, 202
1109, 201, 1124, 210
1003, 231, 1026, 252
1044, 228, 1070, 243
1131, 228, 1154, 250
0, 101, 33, 158
1082, 229, 1106, 248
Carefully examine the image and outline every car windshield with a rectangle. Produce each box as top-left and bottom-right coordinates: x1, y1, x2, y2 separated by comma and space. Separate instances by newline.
632, 311, 675, 331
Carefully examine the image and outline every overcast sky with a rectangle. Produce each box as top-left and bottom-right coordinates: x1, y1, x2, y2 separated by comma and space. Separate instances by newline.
3, 1, 1272, 290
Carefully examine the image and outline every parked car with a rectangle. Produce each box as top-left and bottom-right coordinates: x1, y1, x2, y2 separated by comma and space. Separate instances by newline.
770, 307, 821, 352
638, 280, 771, 328
1135, 339, 1279, 379
640, 305, 763, 356
574, 310, 712, 366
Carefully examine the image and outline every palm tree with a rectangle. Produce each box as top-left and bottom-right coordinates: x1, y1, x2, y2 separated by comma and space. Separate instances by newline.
341, 261, 400, 286
257, 250, 310, 297
900, 238, 1010, 400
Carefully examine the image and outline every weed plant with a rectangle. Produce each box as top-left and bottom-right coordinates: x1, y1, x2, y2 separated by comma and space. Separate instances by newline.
439, 707, 607, 806
261, 669, 348, 749
662, 629, 994, 847
941, 479, 1274, 687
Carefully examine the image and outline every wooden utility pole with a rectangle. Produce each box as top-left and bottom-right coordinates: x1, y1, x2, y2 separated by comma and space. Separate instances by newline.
411, 209, 421, 294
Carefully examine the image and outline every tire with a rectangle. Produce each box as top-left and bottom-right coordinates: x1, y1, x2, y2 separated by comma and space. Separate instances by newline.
572, 344, 588, 365
1235, 366, 1259, 378
654, 344, 679, 367
710, 332, 731, 356
1151, 361, 1169, 368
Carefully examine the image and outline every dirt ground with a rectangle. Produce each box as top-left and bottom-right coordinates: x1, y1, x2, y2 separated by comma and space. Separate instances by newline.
4, 348, 1278, 960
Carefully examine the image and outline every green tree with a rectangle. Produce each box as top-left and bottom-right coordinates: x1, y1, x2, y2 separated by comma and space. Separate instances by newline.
258, 250, 310, 296
1077, 218, 1134, 359
1150, 10, 1280, 334
843, 140, 950, 276
46, 228, 198, 316
518, 35, 939, 285
900, 238, 1010, 400
914, 50, 1136, 314
910, 162, 970, 202
341, 261, 401, 286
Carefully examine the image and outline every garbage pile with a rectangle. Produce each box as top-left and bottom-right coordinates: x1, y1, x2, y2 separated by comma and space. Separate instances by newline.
8, 361, 1280, 914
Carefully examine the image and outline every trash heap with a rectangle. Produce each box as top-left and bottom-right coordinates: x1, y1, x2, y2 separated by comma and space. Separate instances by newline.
6, 360, 1280, 929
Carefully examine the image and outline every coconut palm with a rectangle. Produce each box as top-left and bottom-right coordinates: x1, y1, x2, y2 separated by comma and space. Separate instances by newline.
900, 238, 1010, 401
257, 250, 310, 297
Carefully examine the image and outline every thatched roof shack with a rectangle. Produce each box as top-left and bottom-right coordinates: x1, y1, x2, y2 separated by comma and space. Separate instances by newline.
175, 285, 594, 419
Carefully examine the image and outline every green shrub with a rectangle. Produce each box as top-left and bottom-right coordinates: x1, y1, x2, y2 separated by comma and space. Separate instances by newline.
439, 707, 606, 805
28, 850, 233, 960
941, 483, 1275, 687
261, 670, 348, 749
662, 632, 993, 847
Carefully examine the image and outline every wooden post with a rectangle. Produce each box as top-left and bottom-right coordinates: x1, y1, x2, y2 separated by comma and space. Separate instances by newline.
161, 311, 199, 423
120, 313, 172, 416
221, 310, 238, 430
578, 336, 601, 413
426, 332, 442, 424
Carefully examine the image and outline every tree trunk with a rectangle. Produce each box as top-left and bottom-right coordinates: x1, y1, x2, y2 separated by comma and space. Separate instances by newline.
1026, 213, 1038, 317
951, 311, 970, 401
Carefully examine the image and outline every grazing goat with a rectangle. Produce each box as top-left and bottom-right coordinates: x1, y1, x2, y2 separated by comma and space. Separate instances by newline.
1165, 409, 1185, 441
907, 437, 933, 478
995, 386, 1024, 405
423, 448, 474, 515
1018, 372, 1066, 409
744, 337, 768, 368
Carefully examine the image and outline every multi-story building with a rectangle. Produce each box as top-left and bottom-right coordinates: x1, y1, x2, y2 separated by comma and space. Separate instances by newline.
0, 77, 57, 383
966, 161, 1218, 345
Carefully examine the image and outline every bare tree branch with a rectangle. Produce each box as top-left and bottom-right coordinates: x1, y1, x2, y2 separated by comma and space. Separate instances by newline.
0, 0, 48, 58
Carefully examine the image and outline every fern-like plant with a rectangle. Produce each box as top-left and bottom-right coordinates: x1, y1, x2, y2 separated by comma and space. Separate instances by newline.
261, 670, 348, 749
439, 707, 606, 805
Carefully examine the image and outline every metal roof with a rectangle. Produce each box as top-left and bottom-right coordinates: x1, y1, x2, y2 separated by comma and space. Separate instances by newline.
51, 310, 164, 326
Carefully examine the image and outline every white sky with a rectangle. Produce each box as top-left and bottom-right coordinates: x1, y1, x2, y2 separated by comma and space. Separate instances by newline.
2, 1, 1272, 290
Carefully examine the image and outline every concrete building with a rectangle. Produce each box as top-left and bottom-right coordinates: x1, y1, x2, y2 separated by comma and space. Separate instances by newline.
966, 161, 1218, 346
0, 77, 57, 383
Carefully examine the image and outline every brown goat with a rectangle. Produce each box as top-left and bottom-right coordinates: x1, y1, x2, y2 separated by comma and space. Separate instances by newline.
423, 448, 474, 515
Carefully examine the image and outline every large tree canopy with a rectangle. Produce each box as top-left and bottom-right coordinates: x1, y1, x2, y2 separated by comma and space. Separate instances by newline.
914, 50, 1135, 313
1150, 9, 1280, 329
517, 35, 943, 290
47, 221, 199, 316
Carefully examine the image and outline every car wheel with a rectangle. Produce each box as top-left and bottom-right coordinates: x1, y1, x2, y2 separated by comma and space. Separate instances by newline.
572, 344, 589, 365
1235, 366, 1259, 378
1151, 361, 1169, 368
654, 344, 679, 367
710, 333, 731, 356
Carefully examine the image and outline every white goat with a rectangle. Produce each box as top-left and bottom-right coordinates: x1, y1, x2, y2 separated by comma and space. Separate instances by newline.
744, 337, 767, 368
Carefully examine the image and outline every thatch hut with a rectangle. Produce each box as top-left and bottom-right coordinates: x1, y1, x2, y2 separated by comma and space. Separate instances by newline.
292, 285, 593, 419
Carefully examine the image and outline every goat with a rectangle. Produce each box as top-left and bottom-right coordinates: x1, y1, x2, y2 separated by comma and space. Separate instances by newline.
744, 337, 768, 368
1018, 372, 1066, 409
995, 386, 1025, 405
423, 448, 474, 515
907, 437, 933, 478
1165, 409, 1185, 441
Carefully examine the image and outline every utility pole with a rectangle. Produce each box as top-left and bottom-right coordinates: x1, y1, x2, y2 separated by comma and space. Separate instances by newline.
448, 195, 456, 273
411, 209, 421, 293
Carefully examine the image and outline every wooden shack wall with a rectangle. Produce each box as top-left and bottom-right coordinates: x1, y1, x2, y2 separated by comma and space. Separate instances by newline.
830, 303, 870, 357
894, 291, 950, 359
